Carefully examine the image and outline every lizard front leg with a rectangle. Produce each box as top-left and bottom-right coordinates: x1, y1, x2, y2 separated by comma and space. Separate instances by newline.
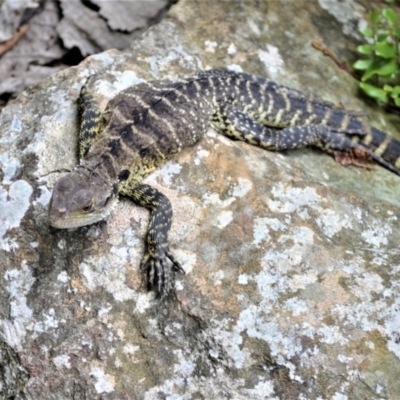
121, 183, 184, 294
78, 81, 104, 160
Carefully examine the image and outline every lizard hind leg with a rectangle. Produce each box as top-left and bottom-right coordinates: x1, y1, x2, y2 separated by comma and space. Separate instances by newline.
78, 80, 104, 160
215, 105, 400, 173
216, 105, 372, 153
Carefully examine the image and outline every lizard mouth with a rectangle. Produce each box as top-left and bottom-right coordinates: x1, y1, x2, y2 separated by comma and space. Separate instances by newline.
49, 209, 101, 229
48, 207, 114, 229
48, 195, 118, 229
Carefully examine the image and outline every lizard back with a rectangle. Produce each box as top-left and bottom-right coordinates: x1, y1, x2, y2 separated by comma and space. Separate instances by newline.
82, 69, 400, 185
81, 75, 218, 184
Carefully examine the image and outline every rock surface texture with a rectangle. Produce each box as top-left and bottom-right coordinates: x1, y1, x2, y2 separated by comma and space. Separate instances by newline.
1, 0, 400, 398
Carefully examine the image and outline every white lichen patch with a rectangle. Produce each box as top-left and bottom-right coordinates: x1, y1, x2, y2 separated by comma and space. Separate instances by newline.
0, 116, 22, 151
110, 245, 130, 263
238, 274, 249, 285
33, 184, 52, 207
149, 160, 182, 187
57, 238, 66, 250
123, 344, 140, 362
208, 318, 247, 368
123, 226, 140, 247
57, 271, 69, 283
172, 249, 197, 275
204, 40, 218, 53
365, 341, 375, 350
281, 226, 315, 246
268, 183, 321, 214
173, 349, 196, 376
210, 270, 225, 286
33, 308, 60, 336
258, 45, 284, 77
90, 367, 115, 394
352, 272, 384, 299
283, 298, 309, 316
0, 261, 35, 349
231, 177, 252, 197
123, 343, 139, 355
87, 51, 116, 68
207, 206, 400, 380
214, 210, 233, 229
337, 354, 353, 364
194, 148, 210, 165
259, 226, 315, 277
332, 392, 349, 400
134, 292, 155, 314
202, 192, 235, 208
385, 297, 400, 359
318, 0, 365, 39
253, 217, 287, 246
108, 70, 144, 93
243, 379, 277, 399
53, 354, 71, 369
0, 179, 33, 249
144, 359, 279, 400
79, 255, 136, 302
288, 270, 318, 291
316, 208, 352, 238
227, 43, 237, 55
236, 305, 304, 360
98, 305, 112, 318
0, 152, 21, 184
318, 324, 348, 345
144, 44, 202, 78
361, 223, 391, 248
265, 182, 369, 242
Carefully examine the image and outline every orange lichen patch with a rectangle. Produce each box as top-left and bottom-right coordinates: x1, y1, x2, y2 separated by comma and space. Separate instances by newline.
201, 139, 253, 193
219, 213, 253, 243
125, 264, 143, 291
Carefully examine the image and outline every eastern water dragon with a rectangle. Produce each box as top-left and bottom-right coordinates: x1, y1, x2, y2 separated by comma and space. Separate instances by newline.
48, 68, 400, 293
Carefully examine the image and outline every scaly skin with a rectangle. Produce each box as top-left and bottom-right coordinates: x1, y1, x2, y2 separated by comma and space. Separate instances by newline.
49, 68, 400, 293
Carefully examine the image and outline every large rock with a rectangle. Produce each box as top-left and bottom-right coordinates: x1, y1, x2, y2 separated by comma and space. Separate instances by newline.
1, 0, 400, 398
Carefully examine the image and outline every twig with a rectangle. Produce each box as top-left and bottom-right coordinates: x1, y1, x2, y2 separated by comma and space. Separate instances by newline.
312, 40, 358, 79
0, 25, 29, 57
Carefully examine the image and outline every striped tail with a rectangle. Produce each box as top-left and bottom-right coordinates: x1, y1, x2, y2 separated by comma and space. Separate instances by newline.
356, 126, 400, 176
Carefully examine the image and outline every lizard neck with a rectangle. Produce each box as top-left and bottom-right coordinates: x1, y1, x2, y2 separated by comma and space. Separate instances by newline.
80, 153, 119, 185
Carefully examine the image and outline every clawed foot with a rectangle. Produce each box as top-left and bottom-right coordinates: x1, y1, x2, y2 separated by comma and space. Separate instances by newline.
140, 247, 185, 294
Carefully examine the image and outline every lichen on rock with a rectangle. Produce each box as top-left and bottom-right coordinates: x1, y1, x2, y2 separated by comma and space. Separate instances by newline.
1, 0, 400, 398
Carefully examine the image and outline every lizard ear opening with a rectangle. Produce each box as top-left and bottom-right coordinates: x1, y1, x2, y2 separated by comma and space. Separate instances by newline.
101, 184, 119, 208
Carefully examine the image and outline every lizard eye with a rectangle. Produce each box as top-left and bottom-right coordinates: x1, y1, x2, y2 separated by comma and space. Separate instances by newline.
82, 199, 95, 212
82, 205, 93, 212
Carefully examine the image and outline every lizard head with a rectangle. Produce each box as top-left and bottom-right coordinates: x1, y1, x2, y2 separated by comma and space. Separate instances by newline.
48, 167, 119, 229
